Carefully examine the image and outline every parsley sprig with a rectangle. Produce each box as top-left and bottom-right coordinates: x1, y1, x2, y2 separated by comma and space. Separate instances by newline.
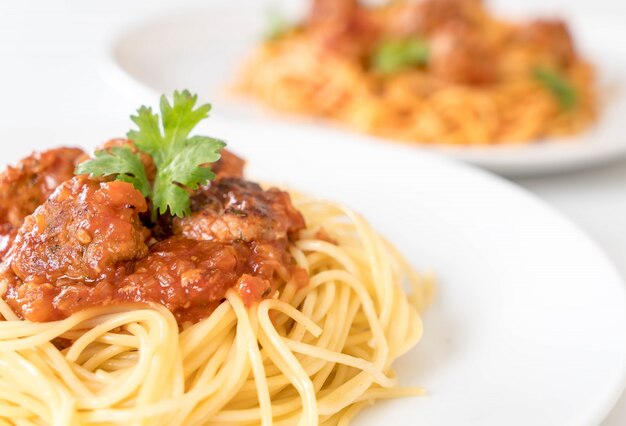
76, 90, 226, 219
533, 67, 578, 111
371, 37, 429, 74
80, 147, 152, 197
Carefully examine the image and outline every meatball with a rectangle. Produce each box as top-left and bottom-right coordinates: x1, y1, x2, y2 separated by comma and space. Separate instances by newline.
518, 19, 577, 66
386, 0, 483, 37
307, 0, 380, 59
115, 236, 294, 323
213, 149, 245, 179
0, 147, 85, 228
173, 178, 305, 243
429, 22, 496, 85
7, 176, 150, 285
309, 0, 358, 28
116, 238, 247, 322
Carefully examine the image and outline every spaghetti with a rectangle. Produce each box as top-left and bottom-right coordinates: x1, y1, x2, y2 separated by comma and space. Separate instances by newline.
240, 0, 597, 145
0, 194, 433, 425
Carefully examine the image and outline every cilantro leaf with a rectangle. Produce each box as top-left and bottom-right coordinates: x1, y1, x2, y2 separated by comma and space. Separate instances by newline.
127, 106, 162, 163
77, 90, 226, 221
127, 91, 212, 164
160, 91, 212, 155
152, 180, 190, 219
167, 136, 225, 189
153, 136, 225, 217
75, 147, 151, 197
533, 67, 578, 111
371, 37, 429, 74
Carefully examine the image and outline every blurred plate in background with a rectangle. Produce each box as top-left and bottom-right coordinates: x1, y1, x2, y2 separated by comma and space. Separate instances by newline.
101, 0, 626, 177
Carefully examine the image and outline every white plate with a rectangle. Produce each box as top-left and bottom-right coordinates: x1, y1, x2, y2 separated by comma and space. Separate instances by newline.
100, 0, 626, 177
3, 118, 626, 425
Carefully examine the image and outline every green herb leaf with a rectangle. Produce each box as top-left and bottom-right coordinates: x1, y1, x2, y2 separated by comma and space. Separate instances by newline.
126, 106, 162, 162
77, 90, 226, 220
167, 136, 223, 189
76, 147, 152, 197
265, 7, 292, 40
159, 91, 213, 154
371, 37, 429, 74
533, 67, 578, 111
152, 179, 190, 219
152, 135, 225, 218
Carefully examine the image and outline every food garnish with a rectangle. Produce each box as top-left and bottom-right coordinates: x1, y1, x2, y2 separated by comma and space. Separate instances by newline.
533, 67, 578, 110
76, 90, 225, 219
371, 37, 429, 74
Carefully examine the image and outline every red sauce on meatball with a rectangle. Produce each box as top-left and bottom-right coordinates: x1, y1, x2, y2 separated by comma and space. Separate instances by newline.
0, 147, 306, 324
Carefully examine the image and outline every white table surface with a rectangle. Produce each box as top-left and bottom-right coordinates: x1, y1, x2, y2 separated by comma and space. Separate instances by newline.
1, 0, 625, 424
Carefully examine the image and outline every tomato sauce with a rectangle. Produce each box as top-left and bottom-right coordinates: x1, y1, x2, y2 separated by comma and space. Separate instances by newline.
0, 146, 306, 324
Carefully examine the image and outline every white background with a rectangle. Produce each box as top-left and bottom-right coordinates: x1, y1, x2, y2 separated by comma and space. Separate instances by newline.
1, 0, 625, 424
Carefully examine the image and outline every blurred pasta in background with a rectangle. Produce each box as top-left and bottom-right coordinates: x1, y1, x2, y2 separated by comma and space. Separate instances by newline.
240, 0, 597, 145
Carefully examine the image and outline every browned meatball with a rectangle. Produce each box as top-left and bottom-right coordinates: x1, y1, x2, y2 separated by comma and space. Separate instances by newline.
430, 22, 496, 85
518, 19, 577, 66
173, 178, 305, 243
307, 0, 380, 59
309, 0, 358, 27
0, 147, 85, 229
213, 149, 245, 179
117, 238, 245, 315
6, 176, 150, 285
387, 0, 483, 37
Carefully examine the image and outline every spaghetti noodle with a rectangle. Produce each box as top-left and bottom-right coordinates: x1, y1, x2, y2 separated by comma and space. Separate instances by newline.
240, 0, 597, 145
0, 194, 433, 425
